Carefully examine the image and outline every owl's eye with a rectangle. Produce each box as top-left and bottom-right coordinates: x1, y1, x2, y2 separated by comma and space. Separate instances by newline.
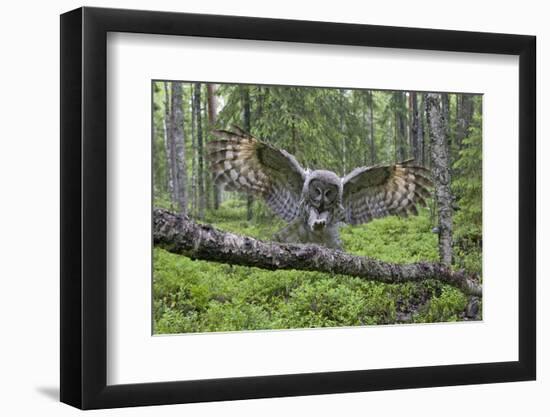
316, 188, 322, 196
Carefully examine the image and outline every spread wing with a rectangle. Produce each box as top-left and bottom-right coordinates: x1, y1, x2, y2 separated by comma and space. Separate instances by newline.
207, 127, 306, 222
342, 160, 432, 225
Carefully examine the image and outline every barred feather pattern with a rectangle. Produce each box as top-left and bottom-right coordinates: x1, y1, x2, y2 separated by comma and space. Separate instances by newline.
342, 162, 432, 225
207, 129, 306, 222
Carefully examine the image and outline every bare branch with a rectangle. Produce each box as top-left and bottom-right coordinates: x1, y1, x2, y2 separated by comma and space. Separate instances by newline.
153, 208, 482, 297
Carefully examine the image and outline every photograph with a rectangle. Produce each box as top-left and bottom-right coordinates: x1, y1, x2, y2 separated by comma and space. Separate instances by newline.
53, 3, 537, 412
152, 81, 483, 334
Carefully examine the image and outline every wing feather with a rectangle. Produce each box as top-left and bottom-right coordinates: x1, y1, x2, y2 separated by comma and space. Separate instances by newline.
207, 127, 306, 222
342, 161, 432, 225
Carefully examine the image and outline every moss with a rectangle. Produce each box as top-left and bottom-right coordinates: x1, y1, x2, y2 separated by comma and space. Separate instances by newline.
153, 199, 481, 334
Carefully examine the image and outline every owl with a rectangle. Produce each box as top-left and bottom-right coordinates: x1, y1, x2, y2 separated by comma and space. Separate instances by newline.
208, 127, 432, 249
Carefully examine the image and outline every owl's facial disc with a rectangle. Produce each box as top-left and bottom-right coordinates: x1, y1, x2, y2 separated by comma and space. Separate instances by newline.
308, 179, 338, 207
306, 177, 341, 231
322, 184, 338, 206
308, 179, 324, 207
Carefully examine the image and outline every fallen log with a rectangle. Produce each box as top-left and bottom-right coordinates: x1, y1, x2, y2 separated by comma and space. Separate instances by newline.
153, 208, 482, 297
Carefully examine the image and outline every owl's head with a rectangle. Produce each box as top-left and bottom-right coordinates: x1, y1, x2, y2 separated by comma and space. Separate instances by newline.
302, 170, 344, 232
303, 170, 343, 210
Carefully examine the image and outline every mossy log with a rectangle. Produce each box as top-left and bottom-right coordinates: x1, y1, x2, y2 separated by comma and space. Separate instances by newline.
153, 208, 482, 297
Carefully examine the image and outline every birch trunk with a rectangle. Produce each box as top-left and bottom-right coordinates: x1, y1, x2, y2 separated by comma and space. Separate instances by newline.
194, 82, 206, 220
171, 82, 187, 215
426, 93, 453, 265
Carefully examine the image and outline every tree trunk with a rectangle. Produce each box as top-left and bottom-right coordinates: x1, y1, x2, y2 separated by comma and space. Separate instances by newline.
368, 91, 376, 165
241, 86, 254, 221
194, 82, 206, 220
340, 89, 347, 175
153, 208, 481, 296
393, 95, 398, 163
190, 86, 197, 217
410, 92, 420, 164
422, 93, 430, 168
417, 94, 425, 166
393, 92, 407, 162
441, 92, 451, 143
455, 94, 474, 148
167, 84, 180, 208
207, 84, 221, 210
203, 93, 212, 212
163, 82, 174, 198
426, 93, 453, 265
171, 82, 187, 216
291, 119, 297, 157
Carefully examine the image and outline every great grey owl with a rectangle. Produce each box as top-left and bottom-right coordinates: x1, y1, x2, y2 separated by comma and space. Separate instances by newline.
208, 127, 432, 249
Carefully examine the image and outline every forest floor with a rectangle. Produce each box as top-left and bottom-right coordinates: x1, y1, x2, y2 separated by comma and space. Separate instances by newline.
153, 199, 480, 334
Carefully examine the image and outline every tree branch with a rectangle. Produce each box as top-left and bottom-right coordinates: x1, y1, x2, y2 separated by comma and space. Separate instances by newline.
153, 208, 482, 297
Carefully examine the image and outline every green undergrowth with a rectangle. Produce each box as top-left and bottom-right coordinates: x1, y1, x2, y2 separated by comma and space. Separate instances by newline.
153, 199, 480, 334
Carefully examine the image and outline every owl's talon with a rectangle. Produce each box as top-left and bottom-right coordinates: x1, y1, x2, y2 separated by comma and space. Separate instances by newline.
311, 219, 326, 231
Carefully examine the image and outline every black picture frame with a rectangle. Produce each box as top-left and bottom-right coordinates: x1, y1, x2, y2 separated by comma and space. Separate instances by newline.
60, 6, 536, 410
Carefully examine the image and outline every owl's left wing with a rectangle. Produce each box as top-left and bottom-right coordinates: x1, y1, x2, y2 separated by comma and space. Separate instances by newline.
342, 161, 432, 225
208, 127, 306, 222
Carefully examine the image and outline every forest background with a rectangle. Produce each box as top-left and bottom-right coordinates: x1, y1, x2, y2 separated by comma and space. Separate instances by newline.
152, 81, 482, 334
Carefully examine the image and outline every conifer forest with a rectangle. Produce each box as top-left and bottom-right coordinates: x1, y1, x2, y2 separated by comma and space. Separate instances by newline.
152, 81, 483, 334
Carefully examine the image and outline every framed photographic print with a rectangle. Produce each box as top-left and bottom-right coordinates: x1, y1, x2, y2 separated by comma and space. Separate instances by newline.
60, 6, 536, 409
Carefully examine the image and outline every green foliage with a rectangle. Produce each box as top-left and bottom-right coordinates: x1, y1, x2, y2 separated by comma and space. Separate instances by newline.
202, 199, 286, 240
414, 286, 468, 323
152, 83, 483, 334
341, 210, 438, 263
153, 200, 473, 334
452, 105, 483, 274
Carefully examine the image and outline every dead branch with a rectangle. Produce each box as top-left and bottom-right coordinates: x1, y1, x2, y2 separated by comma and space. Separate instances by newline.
153, 208, 482, 297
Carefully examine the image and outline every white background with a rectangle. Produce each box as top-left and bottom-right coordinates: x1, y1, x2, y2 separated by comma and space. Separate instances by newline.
0, 0, 546, 416
108, 33, 518, 384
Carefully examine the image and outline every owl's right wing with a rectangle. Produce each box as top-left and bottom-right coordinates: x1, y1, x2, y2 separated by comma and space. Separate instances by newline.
341, 161, 432, 225
207, 127, 306, 222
